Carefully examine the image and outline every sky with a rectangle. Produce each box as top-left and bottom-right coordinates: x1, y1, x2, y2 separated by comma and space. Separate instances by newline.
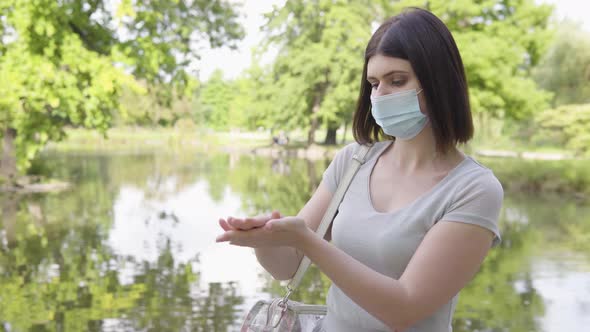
196, 0, 285, 81
196, 0, 590, 81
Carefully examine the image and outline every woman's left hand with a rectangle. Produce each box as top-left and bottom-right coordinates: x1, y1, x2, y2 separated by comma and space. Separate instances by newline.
215, 216, 313, 249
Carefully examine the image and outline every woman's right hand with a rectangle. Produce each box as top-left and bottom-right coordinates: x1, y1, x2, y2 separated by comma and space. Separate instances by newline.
219, 210, 282, 231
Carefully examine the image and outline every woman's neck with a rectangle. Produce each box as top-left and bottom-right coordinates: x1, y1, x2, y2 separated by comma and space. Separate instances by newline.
386, 124, 463, 173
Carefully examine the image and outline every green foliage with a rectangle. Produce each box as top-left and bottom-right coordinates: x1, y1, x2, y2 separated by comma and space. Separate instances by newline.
243, 0, 555, 144
114, 0, 244, 92
228, 64, 276, 130
533, 21, 590, 107
259, 0, 375, 142
482, 156, 590, 197
386, 0, 554, 122
199, 70, 235, 129
533, 104, 590, 156
0, 9, 139, 171
117, 80, 199, 127
198, 68, 273, 130
0, 0, 244, 174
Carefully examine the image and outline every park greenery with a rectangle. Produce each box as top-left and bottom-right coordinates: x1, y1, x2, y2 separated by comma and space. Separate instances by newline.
1, 0, 589, 185
1, 1, 589, 329
0, 0, 243, 182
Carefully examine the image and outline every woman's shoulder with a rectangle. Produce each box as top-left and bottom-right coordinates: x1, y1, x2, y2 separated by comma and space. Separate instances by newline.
333, 140, 391, 163
331, 141, 361, 162
454, 155, 504, 195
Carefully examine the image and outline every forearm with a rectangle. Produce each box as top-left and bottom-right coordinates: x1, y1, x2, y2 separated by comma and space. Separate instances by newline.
299, 232, 414, 331
254, 246, 303, 281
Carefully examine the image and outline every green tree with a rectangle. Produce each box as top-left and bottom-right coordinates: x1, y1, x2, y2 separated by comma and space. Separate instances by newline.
228, 65, 274, 130
260, 0, 375, 145
199, 70, 235, 130
380, 0, 554, 138
0, 0, 244, 184
533, 103, 590, 156
117, 81, 200, 127
227, 61, 279, 131
533, 20, 590, 107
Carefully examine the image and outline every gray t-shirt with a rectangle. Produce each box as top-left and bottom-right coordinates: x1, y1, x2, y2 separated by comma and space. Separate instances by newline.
320, 141, 504, 332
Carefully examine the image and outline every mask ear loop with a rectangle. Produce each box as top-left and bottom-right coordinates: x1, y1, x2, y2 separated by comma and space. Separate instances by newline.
416, 88, 429, 125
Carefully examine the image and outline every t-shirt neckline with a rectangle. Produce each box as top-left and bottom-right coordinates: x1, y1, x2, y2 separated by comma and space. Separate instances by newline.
366, 141, 470, 215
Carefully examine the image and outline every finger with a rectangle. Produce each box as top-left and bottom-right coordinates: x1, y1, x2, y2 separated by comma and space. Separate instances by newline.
227, 217, 248, 229
229, 228, 270, 247
230, 218, 256, 230
241, 214, 272, 229
216, 230, 235, 242
216, 230, 254, 246
219, 218, 235, 231
264, 216, 298, 231
264, 219, 281, 231
271, 210, 281, 219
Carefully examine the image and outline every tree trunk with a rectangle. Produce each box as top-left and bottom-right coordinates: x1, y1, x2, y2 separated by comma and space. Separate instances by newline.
307, 95, 321, 146
306, 159, 318, 192
1, 127, 17, 184
2, 194, 19, 248
324, 126, 338, 145
479, 112, 485, 140
341, 120, 348, 144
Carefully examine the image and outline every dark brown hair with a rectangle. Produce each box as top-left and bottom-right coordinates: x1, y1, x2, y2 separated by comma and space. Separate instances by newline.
352, 8, 473, 153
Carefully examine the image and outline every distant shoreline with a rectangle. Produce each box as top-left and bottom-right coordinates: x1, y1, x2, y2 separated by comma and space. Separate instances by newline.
46, 127, 578, 162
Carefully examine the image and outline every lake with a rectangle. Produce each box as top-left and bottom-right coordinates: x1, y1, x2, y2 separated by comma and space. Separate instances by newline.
0, 149, 589, 331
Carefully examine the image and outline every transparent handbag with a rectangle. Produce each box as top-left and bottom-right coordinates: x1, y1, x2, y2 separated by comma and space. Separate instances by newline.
240, 291, 327, 332
240, 144, 372, 332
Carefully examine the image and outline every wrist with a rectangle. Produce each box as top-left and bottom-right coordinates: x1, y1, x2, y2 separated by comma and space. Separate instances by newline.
296, 227, 320, 255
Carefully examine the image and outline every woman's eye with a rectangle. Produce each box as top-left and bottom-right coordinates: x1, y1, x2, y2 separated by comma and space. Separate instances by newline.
369, 80, 406, 89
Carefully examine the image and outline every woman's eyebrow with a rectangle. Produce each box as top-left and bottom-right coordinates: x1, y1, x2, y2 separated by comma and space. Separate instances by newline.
367, 70, 409, 80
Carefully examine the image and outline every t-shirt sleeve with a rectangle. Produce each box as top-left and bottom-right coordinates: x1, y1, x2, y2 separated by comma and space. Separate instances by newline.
440, 172, 504, 247
321, 142, 359, 193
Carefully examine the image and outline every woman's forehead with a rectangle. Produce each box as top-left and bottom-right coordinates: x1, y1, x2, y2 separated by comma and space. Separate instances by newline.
367, 54, 413, 78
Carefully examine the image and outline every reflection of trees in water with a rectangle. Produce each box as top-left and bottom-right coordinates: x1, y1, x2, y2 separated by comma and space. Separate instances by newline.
211, 154, 325, 217
124, 240, 243, 331
271, 157, 291, 175
1, 193, 18, 246
10, 151, 589, 330
195, 281, 243, 332
453, 196, 548, 332
0, 201, 244, 331
0, 153, 244, 331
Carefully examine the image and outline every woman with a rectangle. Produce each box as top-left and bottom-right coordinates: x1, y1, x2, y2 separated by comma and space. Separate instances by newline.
216, 7, 503, 332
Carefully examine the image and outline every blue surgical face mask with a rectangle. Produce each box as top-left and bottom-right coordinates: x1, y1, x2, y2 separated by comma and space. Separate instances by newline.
370, 89, 427, 140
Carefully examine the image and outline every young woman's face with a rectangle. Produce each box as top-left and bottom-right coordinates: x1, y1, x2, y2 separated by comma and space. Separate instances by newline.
367, 54, 427, 114
367, 54, 421, 96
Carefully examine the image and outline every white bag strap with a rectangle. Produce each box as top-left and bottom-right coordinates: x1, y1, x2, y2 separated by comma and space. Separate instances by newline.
286, 143, 372, 292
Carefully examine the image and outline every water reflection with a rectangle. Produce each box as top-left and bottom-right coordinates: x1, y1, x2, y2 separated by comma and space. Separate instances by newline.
0, 150, 588, 331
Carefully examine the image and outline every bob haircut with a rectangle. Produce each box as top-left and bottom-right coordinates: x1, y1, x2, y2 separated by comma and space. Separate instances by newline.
352, 8, 473, 153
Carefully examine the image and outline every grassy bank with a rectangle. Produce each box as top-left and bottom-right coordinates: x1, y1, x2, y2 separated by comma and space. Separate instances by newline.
47, 127, 589, 198
481, 157, 590, 199
46, 127, 270, 152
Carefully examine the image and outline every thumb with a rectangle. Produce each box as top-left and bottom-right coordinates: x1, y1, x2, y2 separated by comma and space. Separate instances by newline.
264, 218, 282, 231
271, 210, 281, 219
